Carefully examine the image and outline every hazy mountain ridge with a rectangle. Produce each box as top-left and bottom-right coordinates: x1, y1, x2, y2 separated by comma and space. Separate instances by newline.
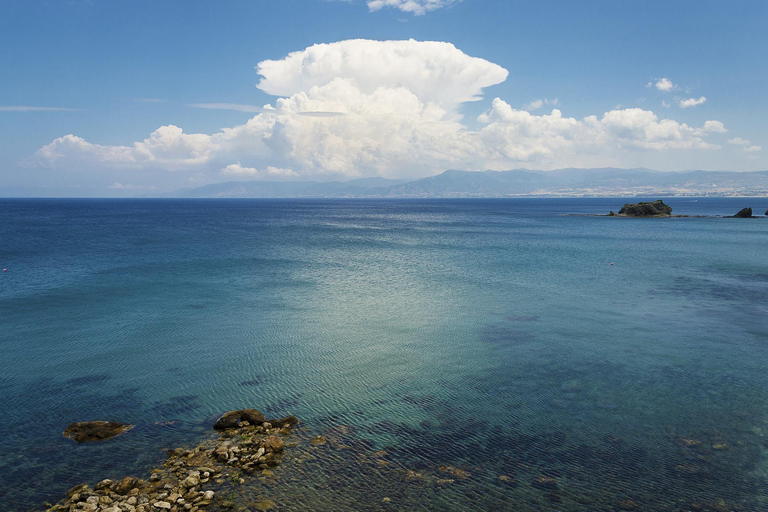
177, 168, 768, 198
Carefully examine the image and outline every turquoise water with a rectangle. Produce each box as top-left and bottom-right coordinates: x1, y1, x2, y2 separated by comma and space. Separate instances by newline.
1, 198, 768, 510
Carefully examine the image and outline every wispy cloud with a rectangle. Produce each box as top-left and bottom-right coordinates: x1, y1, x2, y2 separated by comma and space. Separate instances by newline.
109, 182, 157, 190
0, 106, 81, 112
524, 98, 558, 111
367, 0, 460, 16
679, 96, 706, 108
188, 103, 264, 113
728, 137, 750, 146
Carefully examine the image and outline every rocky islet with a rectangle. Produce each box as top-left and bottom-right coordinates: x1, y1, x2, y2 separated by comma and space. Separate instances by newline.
46, 410, 298, 512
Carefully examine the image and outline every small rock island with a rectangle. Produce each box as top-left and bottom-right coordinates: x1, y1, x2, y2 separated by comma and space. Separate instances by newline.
610, 200, 673, 217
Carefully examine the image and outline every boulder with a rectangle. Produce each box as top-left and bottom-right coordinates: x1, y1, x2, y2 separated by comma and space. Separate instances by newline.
264, 435, 284, 453
63, 422, 133, 443
617, 200, 673, 217
734, 207, 753, 218
213, 409, 266, 430
114, 476, 141, 495
269, 415, 299, 429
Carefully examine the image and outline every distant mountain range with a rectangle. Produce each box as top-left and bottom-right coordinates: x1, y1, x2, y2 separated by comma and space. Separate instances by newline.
175, 168, 768, 198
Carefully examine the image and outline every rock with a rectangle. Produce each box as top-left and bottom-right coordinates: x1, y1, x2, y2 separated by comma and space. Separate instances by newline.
95, 479, 114, 491
532, 476, 558, 490
255, 500, 276, 511
202, 490, 215, 500
213, 409, 266, 430
66, 484, 90, 500
309, 436, 327, 446
264, 435, 284, 452
152, 502, 171, 510
114, 477, 141, 495
269, 416, 299, 428
734, 207, 753, 218
765, 208, 768, 216
182, 471, 200, 488
616, 200, 673, 217
63, 421, 133, 443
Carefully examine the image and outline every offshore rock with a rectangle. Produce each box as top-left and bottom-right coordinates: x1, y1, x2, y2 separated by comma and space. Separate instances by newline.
733, 207, 753, 218
617, 200, 673, 217
63, 421, 133, 443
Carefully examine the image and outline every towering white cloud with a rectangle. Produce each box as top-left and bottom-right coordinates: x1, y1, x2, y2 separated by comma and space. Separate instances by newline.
256, 39, 507, 111
33, 39, 732, 182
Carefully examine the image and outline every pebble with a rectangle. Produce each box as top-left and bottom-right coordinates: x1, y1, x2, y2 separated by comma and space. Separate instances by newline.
152, 502, 171, 510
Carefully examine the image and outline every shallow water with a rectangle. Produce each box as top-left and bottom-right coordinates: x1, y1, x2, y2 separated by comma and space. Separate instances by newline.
1, 198, 767, 510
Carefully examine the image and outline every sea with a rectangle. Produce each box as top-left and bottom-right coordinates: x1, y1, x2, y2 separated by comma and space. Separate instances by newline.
1, 197, 767, 511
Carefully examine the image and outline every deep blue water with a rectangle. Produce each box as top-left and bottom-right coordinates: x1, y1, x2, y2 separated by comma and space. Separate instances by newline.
1, 198, 768, 511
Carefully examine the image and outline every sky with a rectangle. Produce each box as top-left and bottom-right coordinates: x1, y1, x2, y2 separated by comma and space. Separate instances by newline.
1, 0, 766, 196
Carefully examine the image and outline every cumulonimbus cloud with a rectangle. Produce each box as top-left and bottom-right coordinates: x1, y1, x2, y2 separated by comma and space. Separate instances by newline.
33, 39, 733, 181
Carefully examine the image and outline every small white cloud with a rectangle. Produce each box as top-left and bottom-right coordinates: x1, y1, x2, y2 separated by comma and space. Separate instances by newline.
221, 163, 259, 176
367, 0, 460, 16
265, 166, 297, 176
524, 98, 558, 111
661, 100, 671, 109
654, 78, 676, 92
728, 137, 750, 146
524, 99, 543, 111
744, 145, 761, 153
189, 103, 264, 113
0, 105, 80, 112
699, 120, 726, 133
679, 96, 706, 108
220, 163, 297, 177
109, 182, 156, 190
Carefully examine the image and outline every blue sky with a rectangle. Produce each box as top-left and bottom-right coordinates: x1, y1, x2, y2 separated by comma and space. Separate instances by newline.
1, 0, 766, 195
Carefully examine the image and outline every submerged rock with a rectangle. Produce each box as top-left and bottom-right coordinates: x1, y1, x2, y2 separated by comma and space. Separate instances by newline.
213, 409, 266, 430
63, 421, 133, 443
616, 200, 673, 217
733, 207, 753, 218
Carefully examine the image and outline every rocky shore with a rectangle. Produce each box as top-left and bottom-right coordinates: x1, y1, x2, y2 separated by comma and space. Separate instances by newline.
45, 410, 298, 512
